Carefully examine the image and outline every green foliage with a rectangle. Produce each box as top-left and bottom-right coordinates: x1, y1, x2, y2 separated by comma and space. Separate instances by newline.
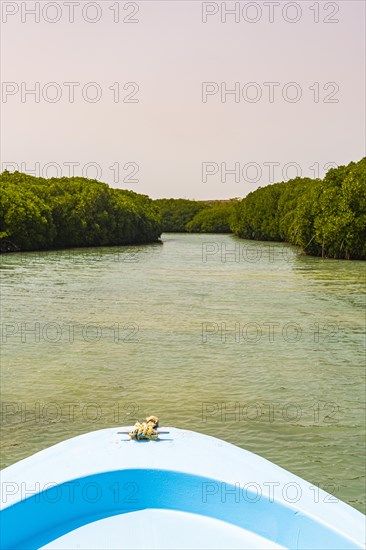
0, 171, 162, 251
311, 159, 366, 259
230, 184, 282, 241
154, 198, 236, 233
230, 159, 366, 260
0, 177, 56, 250
2, 159, 364, 259
186, 202, 234, 233
154, 199, 208, 232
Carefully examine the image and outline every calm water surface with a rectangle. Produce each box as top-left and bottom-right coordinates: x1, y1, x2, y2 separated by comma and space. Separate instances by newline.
1, 234, 365, 512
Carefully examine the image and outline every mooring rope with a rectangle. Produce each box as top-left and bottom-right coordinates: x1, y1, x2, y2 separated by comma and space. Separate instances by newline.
128, 415, 160, 440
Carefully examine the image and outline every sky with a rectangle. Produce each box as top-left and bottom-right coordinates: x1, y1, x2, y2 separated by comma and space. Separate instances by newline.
1, 0, 365, 199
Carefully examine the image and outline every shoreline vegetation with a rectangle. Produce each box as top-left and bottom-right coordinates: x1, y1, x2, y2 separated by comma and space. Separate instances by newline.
0, 171, 162, 252
1, 158, 365, 260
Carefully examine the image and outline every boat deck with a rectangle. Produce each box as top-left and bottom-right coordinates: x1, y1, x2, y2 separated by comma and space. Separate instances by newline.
41, 509, 285, 549
1, 427, 364, 549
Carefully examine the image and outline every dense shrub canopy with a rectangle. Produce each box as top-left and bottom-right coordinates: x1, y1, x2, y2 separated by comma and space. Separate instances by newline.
186, 202, 233, 233
154, 199, 234, 233
1, 159, 364, 259
154, 199, 208, 232
0, 172, 162, 251
230, 158, 366, 260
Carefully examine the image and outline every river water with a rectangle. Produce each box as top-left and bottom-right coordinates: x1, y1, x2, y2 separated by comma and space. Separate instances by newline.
1, 233, 365, 512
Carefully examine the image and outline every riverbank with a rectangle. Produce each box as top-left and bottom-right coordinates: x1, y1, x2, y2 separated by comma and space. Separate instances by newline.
1, 157, 365, 259
0, 171, 162, 251
155, 158, 366, 260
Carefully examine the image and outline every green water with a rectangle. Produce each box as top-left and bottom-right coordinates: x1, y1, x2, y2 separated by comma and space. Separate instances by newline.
1, 234, 365, 512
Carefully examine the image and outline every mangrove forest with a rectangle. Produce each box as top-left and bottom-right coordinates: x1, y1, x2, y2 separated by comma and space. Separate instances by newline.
0, 171, 162, 251
1, 158, 365, 259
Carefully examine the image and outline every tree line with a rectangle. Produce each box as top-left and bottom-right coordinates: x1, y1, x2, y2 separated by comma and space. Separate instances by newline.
230, 158, 365, 260
1, 158, 364, 259
154, 199, 232, 233
0, 171, 162, 251
155, 158, 365, 260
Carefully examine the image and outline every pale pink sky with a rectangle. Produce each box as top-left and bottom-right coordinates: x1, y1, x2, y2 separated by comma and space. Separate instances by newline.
1, 0, 365, 199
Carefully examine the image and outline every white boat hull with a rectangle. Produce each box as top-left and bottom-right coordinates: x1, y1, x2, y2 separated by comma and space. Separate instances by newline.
1, 427, 364, 549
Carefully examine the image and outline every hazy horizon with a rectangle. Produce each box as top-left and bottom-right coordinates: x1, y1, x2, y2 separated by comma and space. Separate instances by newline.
1, 0, 365, 200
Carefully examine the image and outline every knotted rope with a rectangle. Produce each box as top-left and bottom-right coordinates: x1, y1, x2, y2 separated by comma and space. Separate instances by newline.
128, 416, 159, 441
